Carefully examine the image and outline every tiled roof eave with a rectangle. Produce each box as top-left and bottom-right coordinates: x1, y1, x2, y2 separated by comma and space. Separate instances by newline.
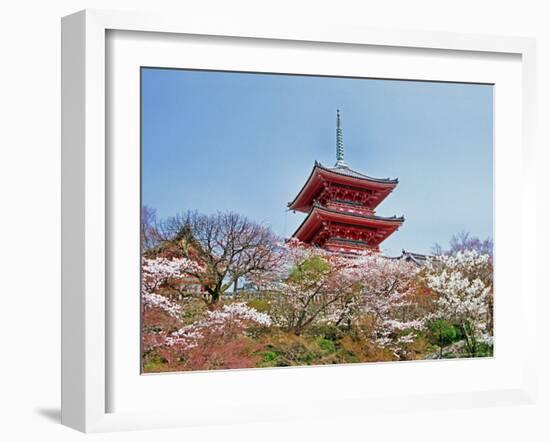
287, 164, 318, 210
288, 162, 399, 211
312, 203, 405, 223
291, 203, 404, 241
316, 162, 399, 185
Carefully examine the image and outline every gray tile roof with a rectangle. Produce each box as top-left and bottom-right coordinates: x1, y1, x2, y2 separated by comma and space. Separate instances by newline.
387, 250, 431, 265
315, 161, 399, 185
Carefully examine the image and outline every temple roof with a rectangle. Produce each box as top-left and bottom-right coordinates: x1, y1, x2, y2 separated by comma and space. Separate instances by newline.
388, 249, 431, 265
315, 161, 398, 184
288, 162, 398, 212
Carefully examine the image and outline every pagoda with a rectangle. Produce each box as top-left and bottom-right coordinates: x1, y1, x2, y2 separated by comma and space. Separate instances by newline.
288, 110, 404, 253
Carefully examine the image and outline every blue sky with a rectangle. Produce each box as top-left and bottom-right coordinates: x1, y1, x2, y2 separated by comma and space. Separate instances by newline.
141, 68, 493, 256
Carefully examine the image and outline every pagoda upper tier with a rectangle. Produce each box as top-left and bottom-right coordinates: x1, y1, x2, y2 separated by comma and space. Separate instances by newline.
288, 161, 398, 215
288, 110, 404, 253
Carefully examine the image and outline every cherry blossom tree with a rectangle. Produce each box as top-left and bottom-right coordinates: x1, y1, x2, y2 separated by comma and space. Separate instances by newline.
255, 241, 362, 335
141, 256, 205, 301
146, 302, 272, 370
142, 292, 182, 319
141, 256, 207, 353
423, 250, 493, 356
352, 254, 424, 357
141, 227, 495, 370
166, 303, 272, 350
258, 241, 422, 346
157, 211, 281, 306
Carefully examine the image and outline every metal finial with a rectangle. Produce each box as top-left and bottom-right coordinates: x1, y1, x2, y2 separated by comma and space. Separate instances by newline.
335, 109, 347, 167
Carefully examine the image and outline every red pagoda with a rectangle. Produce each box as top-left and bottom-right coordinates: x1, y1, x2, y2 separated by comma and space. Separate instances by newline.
288, 110, 404, 253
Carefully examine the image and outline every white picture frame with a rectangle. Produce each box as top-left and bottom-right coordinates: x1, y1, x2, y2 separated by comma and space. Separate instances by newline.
61, 9, 537, 433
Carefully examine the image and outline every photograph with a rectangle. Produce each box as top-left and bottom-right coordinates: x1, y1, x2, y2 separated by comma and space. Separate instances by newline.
140, 67, 494, 373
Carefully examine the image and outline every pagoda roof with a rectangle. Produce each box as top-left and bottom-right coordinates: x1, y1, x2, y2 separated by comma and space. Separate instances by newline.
291, 202, 404, 244
288, 162, 399, 212
316, 161, 398, 184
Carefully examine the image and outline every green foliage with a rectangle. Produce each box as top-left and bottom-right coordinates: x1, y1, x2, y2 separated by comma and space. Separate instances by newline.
246, 298, 271, 313
262, 351, 278, 362
473, 342, 493, 357
317, 338, 336, 353
143, 326, 163, 334
142, 354, 168, 372
267, 339, 313, 366
429, 320, 459, 345
311, 324, 344, 342
289, 256, 330, 282
256, 333, 329, 367
425, 320, 462, 359
254, 329, 404, 368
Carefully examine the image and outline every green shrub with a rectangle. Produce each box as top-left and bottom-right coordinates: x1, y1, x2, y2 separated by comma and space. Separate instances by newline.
310, 324, 343, 342
289, 256, 330, 282
473, 342, 493, 357
262, 351, 278, 362
317, 338, 336, 353
142, 354, 168, 372
429, 320, 458, 343
247, 298, 271, 313
427, 320, 461, 358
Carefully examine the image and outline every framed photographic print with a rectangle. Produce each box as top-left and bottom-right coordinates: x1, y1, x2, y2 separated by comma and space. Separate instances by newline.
61, 9, 537, 432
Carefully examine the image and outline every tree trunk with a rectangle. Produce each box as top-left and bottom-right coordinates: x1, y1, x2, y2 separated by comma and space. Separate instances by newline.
460, 323, 475, 357
208, 291, 221, 309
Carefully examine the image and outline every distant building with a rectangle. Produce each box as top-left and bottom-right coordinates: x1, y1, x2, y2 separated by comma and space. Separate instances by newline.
391, 250, 430, 266
241, 282, 258, 292
176, 276, 205, 295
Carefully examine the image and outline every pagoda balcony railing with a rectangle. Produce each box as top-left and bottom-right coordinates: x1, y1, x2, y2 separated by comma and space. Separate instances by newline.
323, 201, 374, 216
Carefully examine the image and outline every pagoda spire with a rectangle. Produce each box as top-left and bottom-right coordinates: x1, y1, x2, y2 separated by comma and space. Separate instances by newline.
335, 109, 348, 167
288, 110, 403, 253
